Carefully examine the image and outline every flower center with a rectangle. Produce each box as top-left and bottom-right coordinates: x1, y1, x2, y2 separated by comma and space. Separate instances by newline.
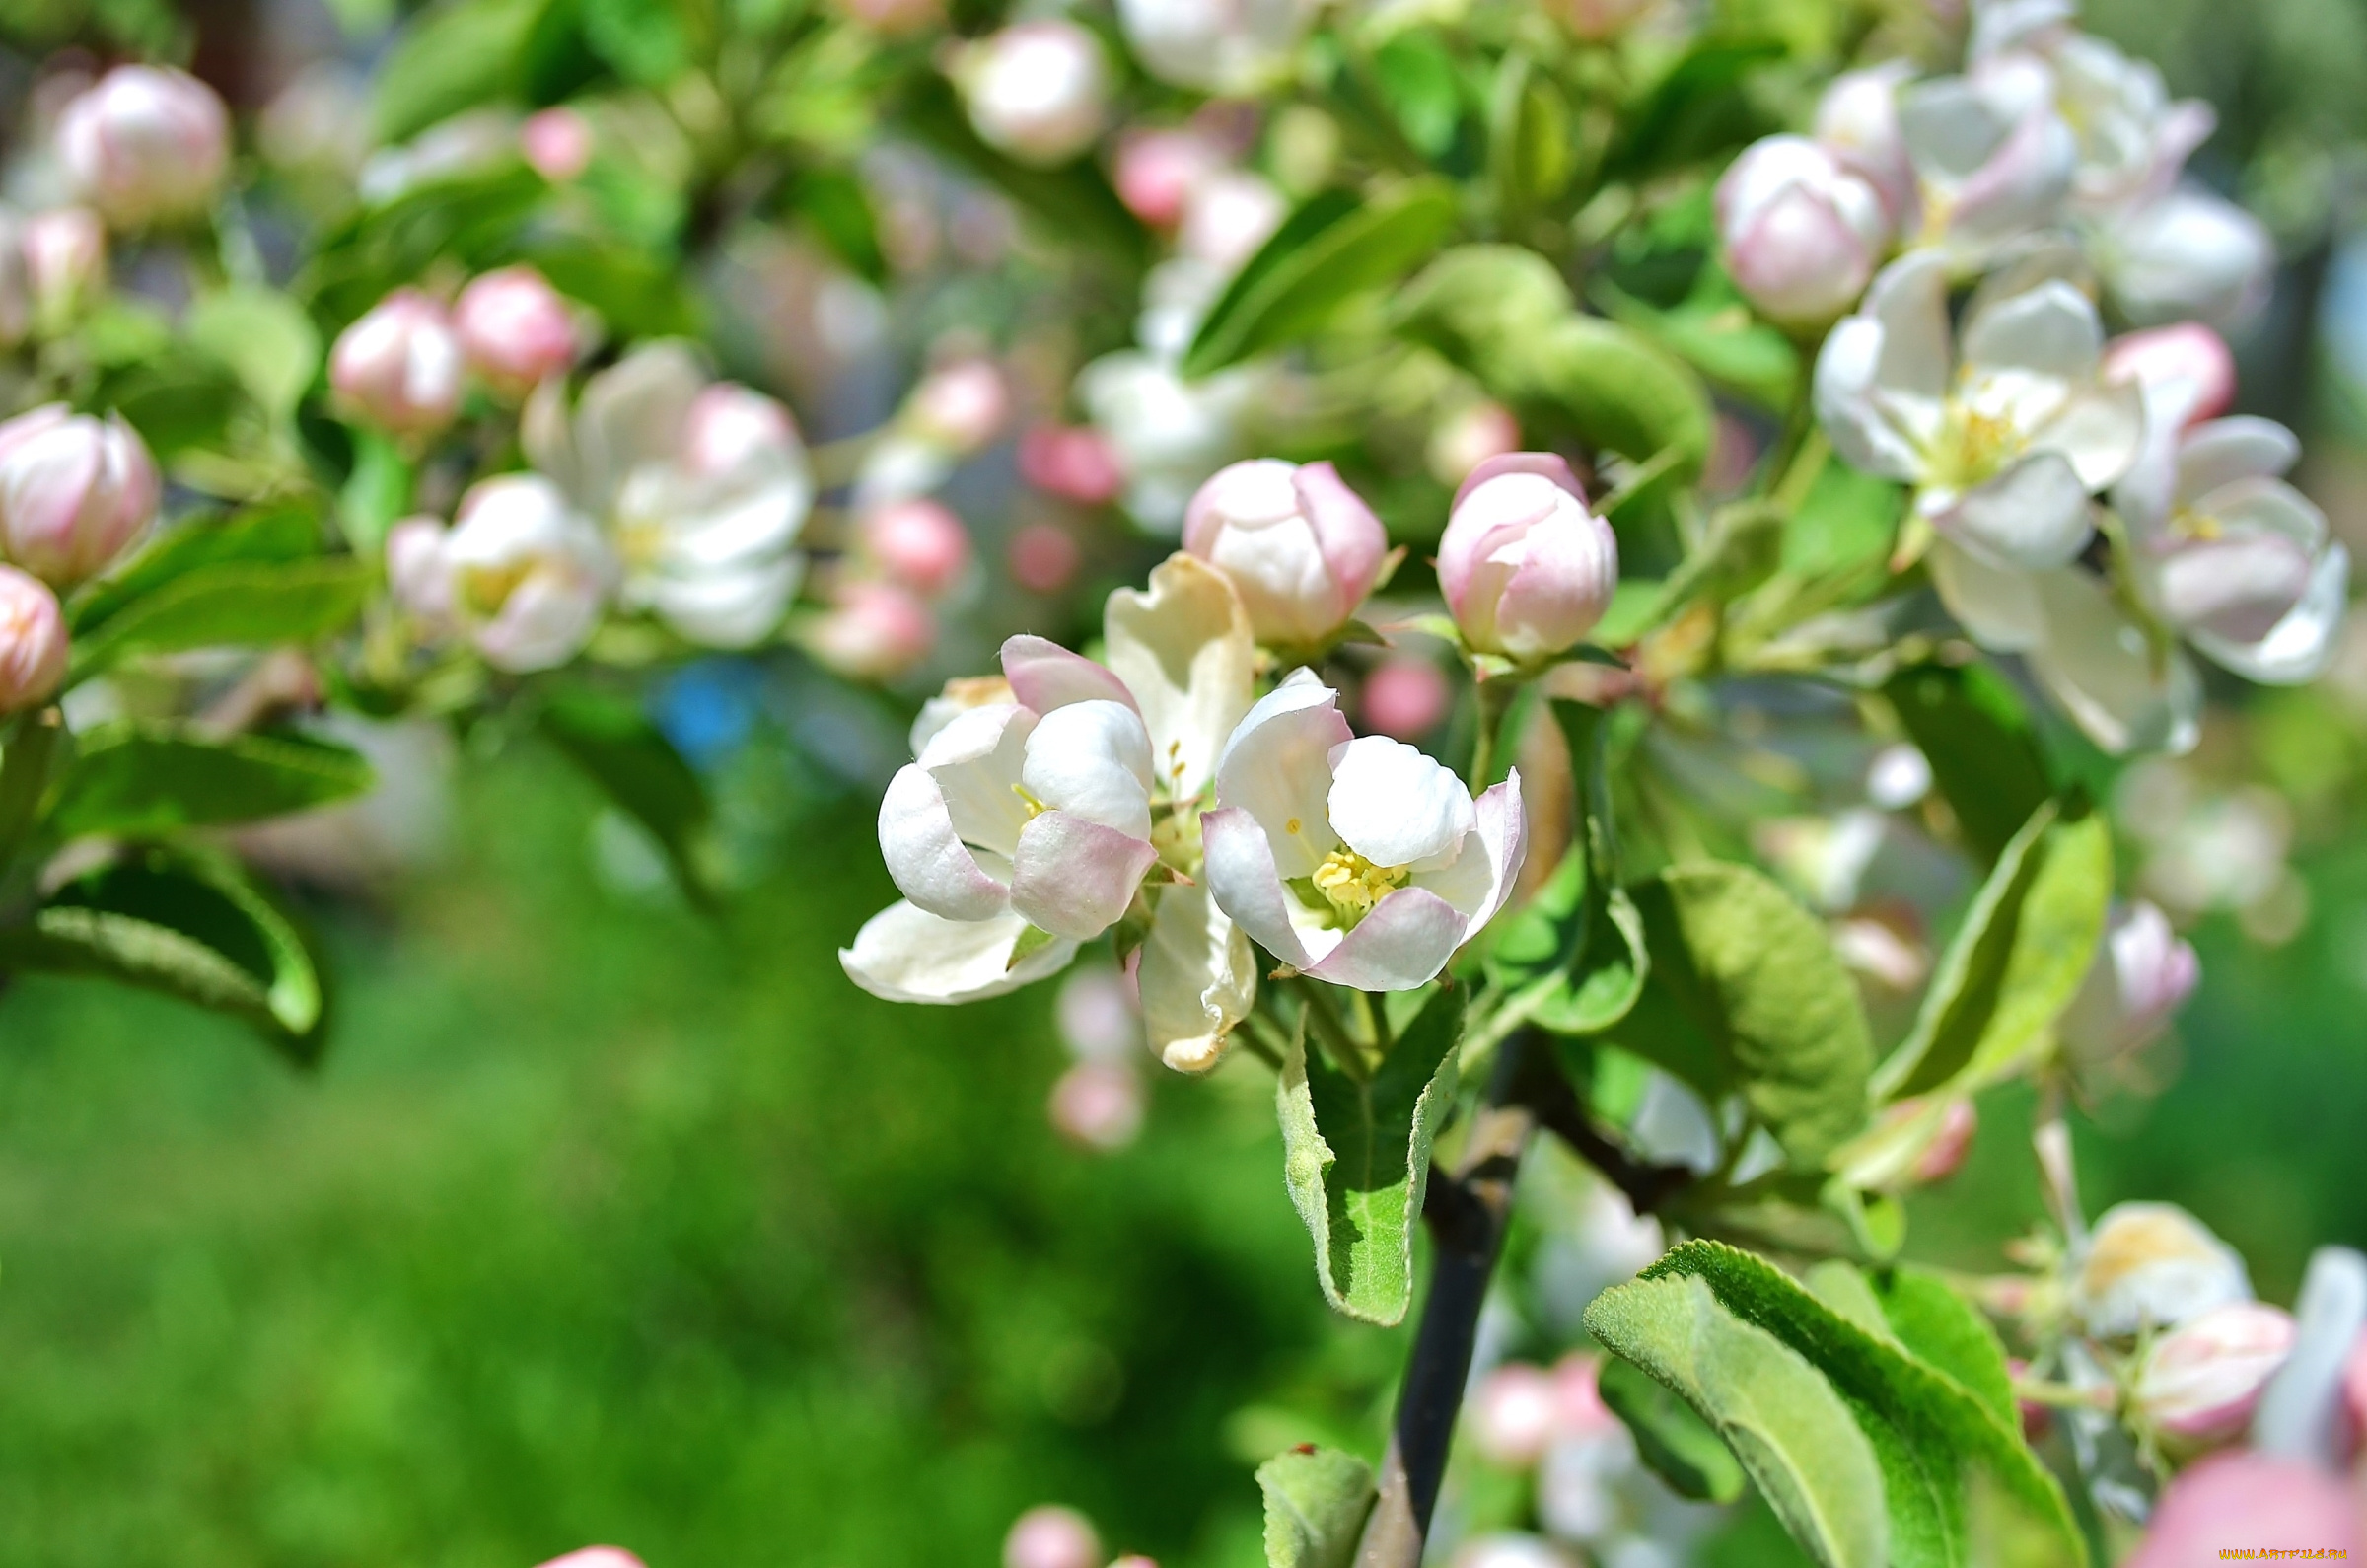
457, 560, 532, 616
1309, 849, 1409, 925
1929, 403, 2023, 492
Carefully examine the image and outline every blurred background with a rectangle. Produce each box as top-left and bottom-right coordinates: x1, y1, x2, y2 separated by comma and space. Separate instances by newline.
4, 0, 2367, 1562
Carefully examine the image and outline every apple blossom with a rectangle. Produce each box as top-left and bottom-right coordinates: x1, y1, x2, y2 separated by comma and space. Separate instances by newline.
524, 344, 813, 648
2059, 900, 2198, 1067
1815, 64, 1917, 225
454, 266, 580, 395
1114, 0, 1315, 95
956, 23, 1110, 167
801, 579, 936, 680
1715, 136, 1891, 326
1183, 460, 1386, 646
2094, 188, 2275, 328
0, 404, 160, 588
1201, 673, 1526, 990
384, 515, 457, 623
862, 499, 971, 598
2132, 1302, 2297, 1446
21, 207, 105, 331
435, 474, 614, 672
2105, 323, 2237, 431
905, 358, 1009, 454
1427, 401, 1522, 486
520, 107, 595, 181
1048, 1060, 1144, 1151
1438, 455, 1619, 661
1895, 67, 2076, 261
1112, 128, 1223, 228
330, 290, 466, 437
1019, 426, 1125, 505
2077, 1201, 2253, 1339
845, 555, 1259, 1070
55, 66, 231, 230
1077, 349, 1260, 531
0, 567, 68, 713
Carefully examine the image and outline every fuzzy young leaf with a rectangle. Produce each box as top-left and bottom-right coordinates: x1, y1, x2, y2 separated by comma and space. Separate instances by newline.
1598, 1353, 1750, 1504
186, 288, 322, 423
1256, 1447, 1376, 1568
1184, 180, 1460, 378
1871, 1268, 2018, 1432
1276, 987, 1463, 1325
1585, 1272, 1888, 1568
538, 689, 718, 903
0, 846, 328, 1061
47, 726, 375, 839
72, 559, 371, 677
73, 503, 323, 636
1885, 662, 2051, 867
1875, 802, 2112, 1102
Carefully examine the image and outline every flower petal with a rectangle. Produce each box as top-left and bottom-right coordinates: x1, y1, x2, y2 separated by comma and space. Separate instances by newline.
1302, 886, 1467, 991
577, 343, 706, 508
1294, 461, 1388, 616
1813, 315, 1925, 481
2153, 532, 2315, 644
2031, 377, 2144, 492
1010, 811, 1158, 939
1001, 634, 1139, 714
2192, 541, 2348, 685
1201, 804, 1319, 970
1962, 279, 2104, 383
880, 760, 1013, 922
1214, 671, 1350, 877
1327, 735, 1473, 868
1410, 772, 1528, 933
1103, 551, 1254, 801
840, 901, 1075, 1003
1861, 249, 1952, 405
1022, 699, 1155, 839
1936, 451, 2094, 568
2177, 417, 2303, 507
2028, 569, 2201, 755
1138, 882, 1256, 1073
915, 702, 1036, 855
1929, 539, 2047, 650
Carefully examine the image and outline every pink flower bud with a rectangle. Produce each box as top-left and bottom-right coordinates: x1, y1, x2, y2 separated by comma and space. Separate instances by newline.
2126, 1453, 2364, 1567
520, 107, 595, 182
454, 267, 578, 395
0, 404, 159, 587
1913, 1099, 1978, 1183
1716, 136, 1890, 327
0, 566, 68, 713
1009, 522, 1084, 594
330, 290, 465, 437
2103, 323, 2237, 432
1019, 426, 1125, 505
805, 580, 935, 680
958, 23, 1110, 167
1439, 456, 1618, 660
1427, 401, 1522, 487
1183, 459, 1386, 644
55, 66, 231, 230
1004, 1505, 1102, 1568
1815, 64, 1917, 226
905, 359, 1008, 455
2060, 900, 2199, 1067
385, 515, 455, 622
1360, 657, 1451, 741
22, 207, 106, 328
2134, 1302, 2297, 1447
1179, 171, 1284, 272
681, 383, 802, 480
1112, 128, 1221, 227
533, 1551, 646, 1568
1470, 1363, 1560, 1468
1048, 1060, 1144, 1151
862, 499, 971, 598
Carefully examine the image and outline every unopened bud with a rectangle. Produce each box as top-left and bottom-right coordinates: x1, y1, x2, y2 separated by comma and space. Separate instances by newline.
2133, 1302, 2296, 1448
520, 107, 595, 182
1184, 459, 1386, 645
804, 579, 936, 680
1019, 426, 1124, 505
385, 515, 455, 623
1427, 401, 1522, 487
0, 404, 160, 587
1049, 1060, 1144, 1151
2128, 1453, 2366, 1567
2078, 1202, 2252, 1339
1716, 135, 1890, 327
533, 1551, 646, 1568
2103, 322, 2238, 431
1914, 1099, 1978, 1183
958, 23, 1110, 167
445, 474, 610, 672
331, 290, 465, 437
1360, 657, 1451, 741
1470, 1363, 1560, 1469
906, 359, 1009, 453
1112, 128, 1221, 227
0, 566, 67, 713
1439, 455, 1617, 661
1009, 523, 1084, 595
56, 66, 231, 230
863, 499, 971, 599
1004, 1505, 1101, 1568
1814, 64, 1916, 225
22, 207, 106, 330
454, 267, 579, 395
2060, 901, 2198, 1067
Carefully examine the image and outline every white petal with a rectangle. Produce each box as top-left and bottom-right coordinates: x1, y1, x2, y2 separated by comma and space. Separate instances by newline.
577, 343, 705, 508
1213, 672, 1349, 878
1962, 280, 2104, 383
2193, 542, 2349, 685
2031, 378, 2144, 492
840, 901, 1076, 1004
1138, 882, 1256, 1073
1201, 804, 1321, 971
1326, 735, 1474, 868
1862, 249, 1953, 405
1009, 811, 1157, 939
915, 702, 1036, 856
1102, 551, 1255, 802
2177, 417, 2303, 507
1001, 634, 1139, 714
2028, 570, 2201, 755
1936, 452, 2095, 568
1022, 699, 1155, 839
641, 554, 802, 648
880, 760, 1014, 922
1301, 887, 1467, 991
1814, 315, 1925, 481
1930, 539, 2047, 650
1409, 772, 1528, 932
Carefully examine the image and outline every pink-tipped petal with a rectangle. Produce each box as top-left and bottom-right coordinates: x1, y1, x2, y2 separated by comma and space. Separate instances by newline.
879, 762, 1012, 922
1451, 452, 1584, 515
1303, 886, 1467, 991
1291, 460, 1388, 616
1010, 812, 1158, 940
1200, 805, 1315, 971
1001, 634, 1139, 715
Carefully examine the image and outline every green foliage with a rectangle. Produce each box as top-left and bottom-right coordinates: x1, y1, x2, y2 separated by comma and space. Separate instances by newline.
538, 688, 719, 903
1869, 1269, 2017, 1431
1875, 803, 2114, 1102
1605, 862, 1875, 1166
302, 164, 552, 331
47, 726, 376, 840
1604, 36, 1787, 180
373, 0, 556, 142
0, 846, 327, 1060
580, 0, 690, 85
1885, 663, 2053, 867
1256, 1447, 1375, 1568
184, 290, 323, 426
1184, 180, 1461, 379
1276, 988, 1463, 1325
897, 77, 1148, 274
1487, 54, 1574, 233
1597, 1353, 1749, 1504
1590, 1241, 2087, 1568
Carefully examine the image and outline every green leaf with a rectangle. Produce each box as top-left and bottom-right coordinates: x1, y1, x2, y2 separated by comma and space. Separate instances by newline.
72, 559, 370, 677
1487, 53, 1573, 231
1584, 1272, 1888, 1568
538, 688, 717, 903
1782, 460, 1904, 584
1874, 802, 2112, 1102
1372, 33, 1463, 158
375, 0, 554, 142
73, 503, 323, 636
97, 348, 248, 457
579, 0, 687, 84
1184, 179, 1461, 378
1256, 1447, 1376, 1568
784, 167, 887, 285
302, 163, 550, 330
1608, 863, 1875, 1166
1885, 662, 2051, 866
340, 428, 415, 555
1598, 1353, 1749, 1503
0, 845, 328, 1061
1607, 1241, 2087, 1568
1605, 36, 1786, 181
1597, 271, 1798, 410
897, 77, 1146, 274
1275, 987, 1463, 1325
185, 288, 322, 423
1871, 1268, 2017, 1432
47, 725, 375, 839
527, 237, 703, 338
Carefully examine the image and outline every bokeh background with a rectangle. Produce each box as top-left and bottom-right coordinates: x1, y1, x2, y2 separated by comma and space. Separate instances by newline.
5, 0, 2367, 1562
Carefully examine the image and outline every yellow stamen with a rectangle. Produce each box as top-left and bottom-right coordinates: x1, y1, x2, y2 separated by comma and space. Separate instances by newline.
1310, 849, 1410, 922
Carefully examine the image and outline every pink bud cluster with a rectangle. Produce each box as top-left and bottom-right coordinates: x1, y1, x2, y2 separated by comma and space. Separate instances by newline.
331, 268, 581, 436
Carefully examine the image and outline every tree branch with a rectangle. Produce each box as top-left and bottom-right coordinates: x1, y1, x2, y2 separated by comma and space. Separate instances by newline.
1512, 1038, 1695, 1217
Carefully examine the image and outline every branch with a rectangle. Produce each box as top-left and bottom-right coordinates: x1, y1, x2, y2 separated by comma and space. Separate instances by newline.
1511, 1035, 1694, 1216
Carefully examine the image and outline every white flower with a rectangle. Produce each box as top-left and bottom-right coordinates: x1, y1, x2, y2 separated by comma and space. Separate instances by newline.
330, 289, 465, 437
1896, 65, 2076, 264
2091, 187, 2275, 328
956, 22, 1110, 167
2077, 1201, 2253, 1339
55, 66, 231, 230
1816, 64, 1918, 226
430, 474, 615, 672
1201, 673, 1526, 991
1114, 0, 1315, 95
525, 343, 813, 648
844, 555, 1260, 1070
1715, 135, 1892, 326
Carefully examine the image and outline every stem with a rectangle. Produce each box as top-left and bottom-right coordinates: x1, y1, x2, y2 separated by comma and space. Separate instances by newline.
0, 708, 61, 871
1467, 677, 1518, 791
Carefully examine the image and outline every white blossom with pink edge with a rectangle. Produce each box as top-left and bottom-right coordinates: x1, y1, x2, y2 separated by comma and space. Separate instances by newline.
845, 555, 1259, 1070
1438, 455, 1619, 662
2132, 1302, 2297, 1447
1183, 459, 1386, 646
1114, 0, 1315, 95
955, 22, 1110, 167
0, 566, 68, 713
394, 476, 614, 674
55, 65, 231, 230
1714, 136, 1891, 327
1202, 673, 1526, 991
2075, 1201, 2253, 1340
0, 403, 160, 588
525, 343, 813, 649
1894, 63, 2076, 265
